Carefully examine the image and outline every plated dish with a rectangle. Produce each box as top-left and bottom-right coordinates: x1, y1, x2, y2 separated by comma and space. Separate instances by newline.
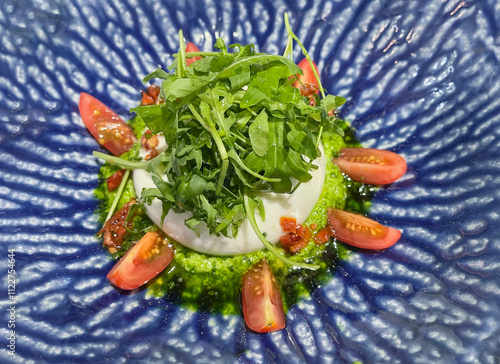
80, 23, 405, 333
1, 0, 499, 363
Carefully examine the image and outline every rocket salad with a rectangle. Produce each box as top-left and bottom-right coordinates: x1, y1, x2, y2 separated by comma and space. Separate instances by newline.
81, 15, 406, 333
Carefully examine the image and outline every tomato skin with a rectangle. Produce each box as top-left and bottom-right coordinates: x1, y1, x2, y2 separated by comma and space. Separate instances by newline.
279, 217, 312, 253
327, 208, 401, 250
313, 227, 331, 245
332, 148, 407, 185
292, 58, 319, 89
141, 90, 155, 106
99, 199, 137, 254
107, 169, 126, 191
242, 259, 285, 333
107, 231, 174, 290
185, 42, 201, 66
141, 84, 162, 106
280, 216, 297, 233
79, 92, 136, 156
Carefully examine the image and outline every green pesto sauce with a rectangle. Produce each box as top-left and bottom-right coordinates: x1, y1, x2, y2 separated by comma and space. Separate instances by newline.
95, 119, 373, 315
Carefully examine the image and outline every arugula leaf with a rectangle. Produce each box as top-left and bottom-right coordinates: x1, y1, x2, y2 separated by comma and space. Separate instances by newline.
142, 68, 170, 84
229, 67, 251, 90
321, 94, 346, 113
162, 76, 212, 99
285, 150, 314, 183
248, 109, 269, 157
214, 37, 228, 55
151, 175, 175, 202
177, 174, 215, 204
131, 103, 176, 139
227, 149, 280, 183
286, 123, 317, 160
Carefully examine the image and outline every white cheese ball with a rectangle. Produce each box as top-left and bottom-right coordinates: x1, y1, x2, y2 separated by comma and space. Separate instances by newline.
133, 136, 326, 255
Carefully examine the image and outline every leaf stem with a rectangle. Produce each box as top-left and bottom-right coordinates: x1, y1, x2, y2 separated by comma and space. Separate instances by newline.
93, 151, 151, 169
177, 29, 187, 77
284, 13, 326, 99
173, 51, 220, 58
227, 149, 281, 183
187, 103, 229, 195
104, 169, 131, 222
218, 158, 229, 195
282, 21, 294, 58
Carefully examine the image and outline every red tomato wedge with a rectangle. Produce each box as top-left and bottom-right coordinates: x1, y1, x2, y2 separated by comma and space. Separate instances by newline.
292, 58, 319, 89
332, 148, 407, 185
242, 259, 285, 333
327, 208, 401, 250
79, 92, 136, 156
185, 42, 201, 66
107, 169, 126, 191
107, 231, 174, 290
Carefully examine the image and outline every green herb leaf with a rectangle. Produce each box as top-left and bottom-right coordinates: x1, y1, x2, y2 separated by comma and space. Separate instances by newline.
249, 109, 269, 157
321, 94, 346, 112
131, 104, 176, 137
142, 68, 170, 84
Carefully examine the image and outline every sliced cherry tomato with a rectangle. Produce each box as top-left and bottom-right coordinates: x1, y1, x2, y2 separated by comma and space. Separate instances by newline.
280, 216, 297, 233
292, 58, 319, 89
99, 199, 137, 254
107, 169, 126, 191
332, 148, 407, 185
107, 231, 174, 290
327, 208, 401, 250
279, 217, 312, 253
314, 227, 331, 245
146, 84, 161, 100
141, 84, 162, 106
241, 259, 285, 333
289, 225, 312, 253
141, 91, 155, 106
185, 42, 201, 66
79, 92, 136, 156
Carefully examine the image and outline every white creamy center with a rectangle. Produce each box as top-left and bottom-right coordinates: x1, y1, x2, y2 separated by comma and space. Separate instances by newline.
133, 136, 326, 255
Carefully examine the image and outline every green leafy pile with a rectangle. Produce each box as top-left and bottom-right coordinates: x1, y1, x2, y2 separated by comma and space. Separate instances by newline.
95, 19, 345, 269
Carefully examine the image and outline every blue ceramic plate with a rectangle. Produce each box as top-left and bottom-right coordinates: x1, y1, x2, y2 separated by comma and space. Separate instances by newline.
1, 0, 499, 362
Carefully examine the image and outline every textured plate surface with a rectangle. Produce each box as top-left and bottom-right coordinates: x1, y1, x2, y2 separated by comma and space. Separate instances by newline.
1, 0, 500, 363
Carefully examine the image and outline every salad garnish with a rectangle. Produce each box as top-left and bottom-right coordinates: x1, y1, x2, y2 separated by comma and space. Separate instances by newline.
93, 18, 346, 269
80, 13, 407, 333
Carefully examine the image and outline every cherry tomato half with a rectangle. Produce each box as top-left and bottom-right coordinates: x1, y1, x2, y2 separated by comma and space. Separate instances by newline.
241, 259, 285, 333
332, 148, 407, 185
107, 231, 174, 290
185, 42, 201, 66
107, 169, 126, 191
79, 92, 136, 156
292, 58, 319, 89
327, 208, 401, 250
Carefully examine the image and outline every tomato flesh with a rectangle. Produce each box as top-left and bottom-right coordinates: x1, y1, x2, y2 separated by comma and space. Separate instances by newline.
141, 84, 162, 106
99, 199, 137, 254
185, 42, 201, 66
242, 259, 285, 333
107, 169, 126, 191
314, 227, 331, 245
79, 92, 136, 156
292, 58, 319, 89
280, 216, 297, 233
107, 231, 174, 290
280, 224, 312, 253
327, 208, 401, 250
332, 148, 407, 185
